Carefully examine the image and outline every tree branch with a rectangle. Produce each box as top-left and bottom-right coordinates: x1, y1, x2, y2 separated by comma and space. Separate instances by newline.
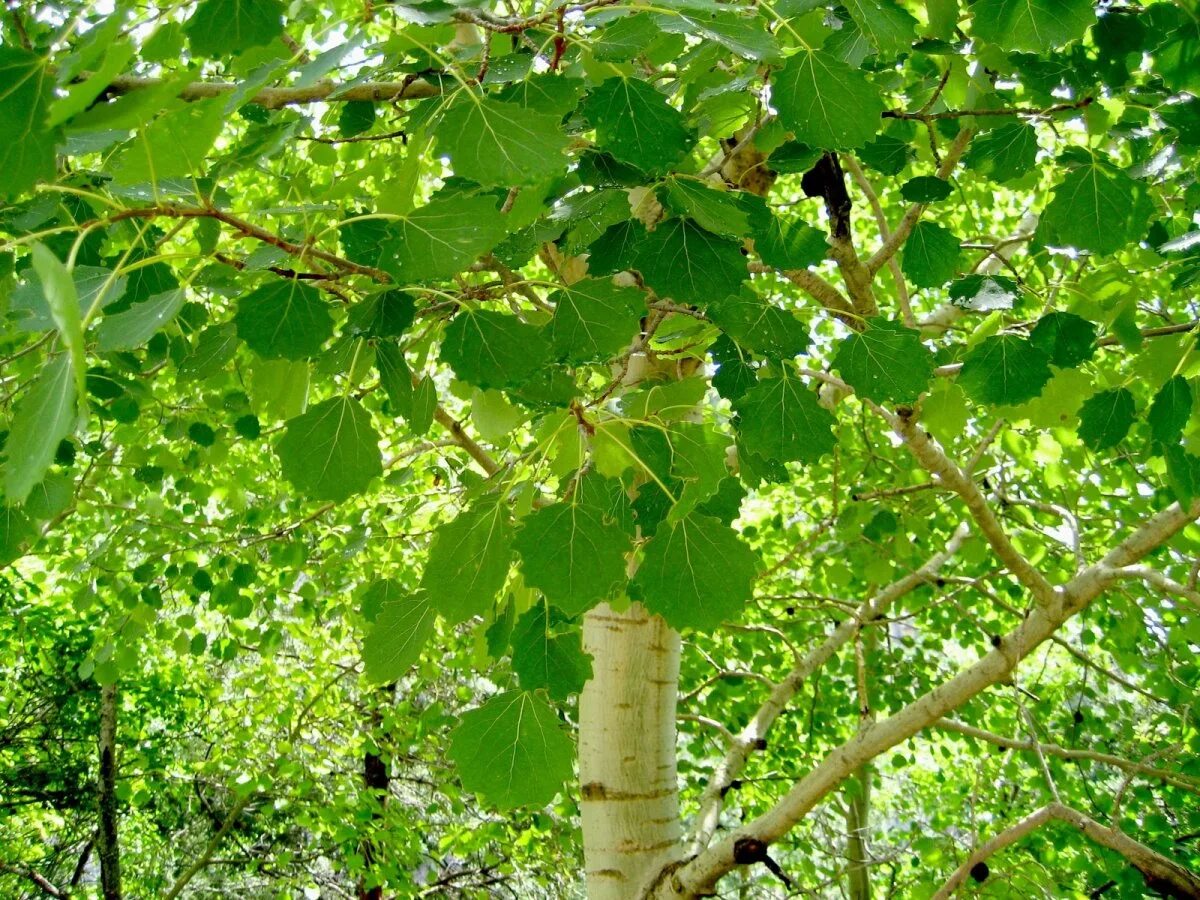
103, 74, 441, 109
931, 803, 1200, 900
688, 523, 971, 852
867, 128, 974, 276
934, 719, 1200, 794
657, 500, 1200, 898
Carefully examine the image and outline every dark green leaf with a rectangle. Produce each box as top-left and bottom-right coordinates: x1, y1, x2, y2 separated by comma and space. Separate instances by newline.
772, 51, 885, 150
900, 176, 952, 202
970, 0, 1094, 53
957, 335, 1052, 406
962, 123, 1040, 182
582, 78, 693, 175
1037, 162, 1154, 256
1028, 312, 1097, 368
833, 318, 934, 403
185, 0, 284, 56
510, 604, 593, 700
708, 292, 809, 359
1148, 376, 1192, 445
1077, 388, 1136, 451
902, 221, 961, 288
549, 277, 646, 363
662, 178, 751, 237
733, 372, 837, 463
949, 275, 1022, 312
842, 0, 918, 54
235, 280, 333, 360
435, 96, 570, 188
0, 49, 60, 201
634, 219, 747, 305
441, 310, 550, 389
375, 195, 508, 283
420, 502, 514, 624
96, 289, 186, 352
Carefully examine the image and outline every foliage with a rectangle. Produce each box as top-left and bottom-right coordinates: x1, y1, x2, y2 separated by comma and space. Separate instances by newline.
2, 0, 1200, 897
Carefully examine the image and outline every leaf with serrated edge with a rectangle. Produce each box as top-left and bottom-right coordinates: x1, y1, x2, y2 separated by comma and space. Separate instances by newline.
633, 514, 757, 631
275, 397, 382, 501
771, 50, 884, 150
733, 372, 837, 463
448, 691, 574, 809
435, 96, 569, 188
363, 589, 437, 683
834, 318, 934, 403
420, 502, 514, 624
4, 354, 76, 503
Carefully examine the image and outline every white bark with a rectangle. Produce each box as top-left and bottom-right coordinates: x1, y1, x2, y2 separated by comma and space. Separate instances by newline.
580, 602, 683, 899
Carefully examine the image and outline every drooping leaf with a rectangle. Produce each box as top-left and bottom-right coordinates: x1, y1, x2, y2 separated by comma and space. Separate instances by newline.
346, 291, 417, 339
0, 49, 60, 201
31, 245, 87, 409
962, 123, 1040, 182
420, 502, 514, 625
513, 499, 630, 615
185, 0, 285, 56
96, 289, 186, 352
4, 354, 76, 504
833, 318, 934, 403
733, 372, 837, 463
1028, 312, 1097, 368
957, 335, 1052, 406
1037, 162, 1154, 256
970, 0, 1094, 53
902, 221, 961, 288
448, 692, 574, 809
375, 342, 413, 416
1077, 388, 1136, 451
1148, 375, 1192, 445
275, 397, 383, 501
363, 589, 437, 683
771, 50, 885, 150
435, 96, 570, 188
441, 310, 550, 389
510, 604, 593, 700
582, 77, 693, 175
235, 280, 334, 360
549, 277, 646, 362
632, 514, 757, 631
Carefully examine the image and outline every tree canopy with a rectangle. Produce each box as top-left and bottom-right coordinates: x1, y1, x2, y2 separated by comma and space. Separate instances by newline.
2, 0, 1200, 898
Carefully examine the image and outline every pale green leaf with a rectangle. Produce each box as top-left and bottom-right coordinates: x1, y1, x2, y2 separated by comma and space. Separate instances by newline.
0, 49, 60, 200
363, 588, 437, 682
275, 397, 382, 501
970, 0, 1094, 53
96, 289, 186, 352
185, 0, 284, 56
842, 0, 918, 54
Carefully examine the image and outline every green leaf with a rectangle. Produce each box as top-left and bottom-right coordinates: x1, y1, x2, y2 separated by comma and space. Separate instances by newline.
634, 218, 747, 305
1028, 312, 1097, 368
435, 96, 569, 188
549, 277, 646, 363
970, 0, 1094, 53
751, 213, 828, 269
31, 245, 87, 411
962, 123, 1040, 182
109, 97, 227, 185
96, 289, 186, 352
375, 342, 413, 416
513, 499, 630, 616
235, 280, 334, 360
842, 0, 918, 55
655, 8, 781, 61
510, 604, 593, 700
0, 505, 35, 565
1077, 388, 1136, 451
1149, 376, 1192, 445
662, 178, 751, 238
772, 51, 885, 150
857, 134, 912, 175
185, 0, 284, 56
582, 77, 693, 175
733, 372, 837, 463
179, 323, 238, 380
376, 195, 508, 282
441, 310, 550, 389
632, 514, 757, 631
900, 176, 953, 202
902, 221, 961, 288
346, 291, 416, 339
338, 101, 375, 138
4, 355, 76, 504
448, 691, 574, 809
420, 502, 514, 625
957, 335, 1052, 406
1037, 162, 1154, 256
275, 397, 382, 501
363, 588, 437, 682
708, 291, 810, 359
833, 318, 934, 403
1165, 445, 1200, 503
0, 49, 60, 200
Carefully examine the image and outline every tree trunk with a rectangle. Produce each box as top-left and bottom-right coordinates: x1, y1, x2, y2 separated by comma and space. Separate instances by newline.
579, 602, 682, 899
97, 681, 121, 900
358, 683, 392, 900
